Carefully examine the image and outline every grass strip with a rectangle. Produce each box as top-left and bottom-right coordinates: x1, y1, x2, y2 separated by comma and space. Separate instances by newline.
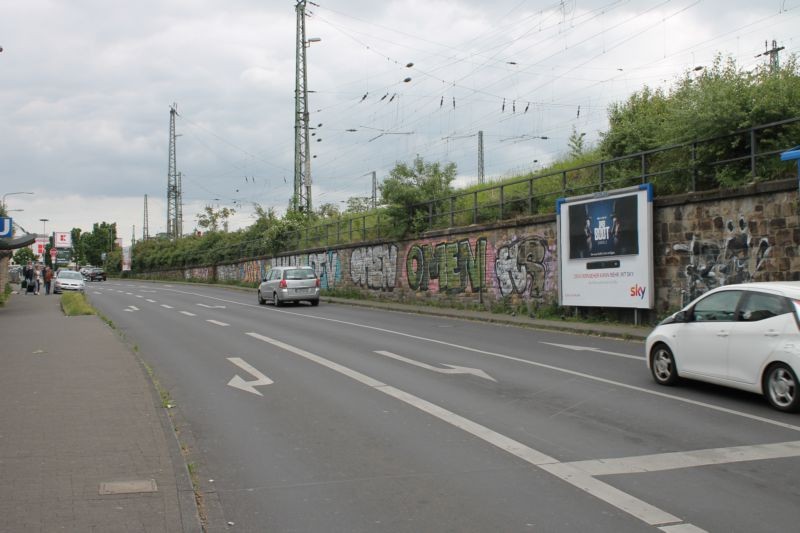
60, 292, 96, 316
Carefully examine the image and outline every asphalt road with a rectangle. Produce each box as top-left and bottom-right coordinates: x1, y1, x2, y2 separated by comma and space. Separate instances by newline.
87, 280, 800, 533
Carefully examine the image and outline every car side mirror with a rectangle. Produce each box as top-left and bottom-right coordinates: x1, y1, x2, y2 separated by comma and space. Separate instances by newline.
262, 276, 268, 282
674, 310, 688, 323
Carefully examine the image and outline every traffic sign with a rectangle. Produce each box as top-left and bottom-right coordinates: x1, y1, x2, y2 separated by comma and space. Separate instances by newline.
0, 217, 12, 238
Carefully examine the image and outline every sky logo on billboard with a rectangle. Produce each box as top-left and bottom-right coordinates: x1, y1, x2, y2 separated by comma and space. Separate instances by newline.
630, 284, 646, 299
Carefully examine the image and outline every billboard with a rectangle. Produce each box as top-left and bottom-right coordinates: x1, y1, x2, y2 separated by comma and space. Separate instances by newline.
53, 232, 72, 249
557, 184, 654, 309
31, 237, 49, 259
122, 246, 131, 271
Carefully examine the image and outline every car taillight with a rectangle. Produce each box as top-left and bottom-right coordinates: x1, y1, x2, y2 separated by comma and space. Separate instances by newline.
315, 278, 320, 288
279, 279, 287, 289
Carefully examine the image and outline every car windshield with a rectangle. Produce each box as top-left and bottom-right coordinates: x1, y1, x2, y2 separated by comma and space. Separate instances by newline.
285, 269, 316, 280
59, 271, 83, 280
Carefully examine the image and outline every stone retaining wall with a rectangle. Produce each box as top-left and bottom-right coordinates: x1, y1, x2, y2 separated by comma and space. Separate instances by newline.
139, 179, 800, 319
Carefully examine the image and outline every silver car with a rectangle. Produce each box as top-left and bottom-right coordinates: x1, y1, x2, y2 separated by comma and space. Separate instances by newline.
54, 270, 86, 294
258, 266, 320, 307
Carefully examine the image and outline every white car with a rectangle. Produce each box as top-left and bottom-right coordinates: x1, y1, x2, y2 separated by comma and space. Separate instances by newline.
54, 270, 86, 294
647, 282, 800, 412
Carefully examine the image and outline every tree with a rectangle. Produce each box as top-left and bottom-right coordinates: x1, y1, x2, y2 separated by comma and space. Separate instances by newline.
380, 156, 457, 235
196, 206, 236, 232
13, 246, 35, 265
567, 125, 586, 158
344, 196, 371, 214
315, 202, 340, 219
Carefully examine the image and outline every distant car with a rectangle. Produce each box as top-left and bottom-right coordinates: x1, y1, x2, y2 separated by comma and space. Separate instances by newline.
258, 266, 320, 307
646, 282, 800, 412
88, 268, 106, 281
54, 270, 86, 294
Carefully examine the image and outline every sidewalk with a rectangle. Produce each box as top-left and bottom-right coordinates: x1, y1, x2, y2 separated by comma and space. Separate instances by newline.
0, 288, 200, 532
323, 296, 653, 341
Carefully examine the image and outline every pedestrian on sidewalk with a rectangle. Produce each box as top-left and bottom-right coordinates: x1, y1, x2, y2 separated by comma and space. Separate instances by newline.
34, 263, 42, 295
22, 262, 34, 295
43, 265, 53, 295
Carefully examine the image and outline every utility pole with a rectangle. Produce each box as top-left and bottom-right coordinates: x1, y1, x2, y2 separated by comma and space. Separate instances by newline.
371, 171, 377, 208
166, 103, 182, 239
756, 40, 785, 72
143, 194, 150, 240
478, 130, 485, 184
294, 0, 317, 214
132, 225, 136, 247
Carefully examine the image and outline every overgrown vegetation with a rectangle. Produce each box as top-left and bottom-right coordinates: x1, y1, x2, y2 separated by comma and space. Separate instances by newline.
60, 292, 96, 316
0, 283, 11, 307
126, 54, 800, 271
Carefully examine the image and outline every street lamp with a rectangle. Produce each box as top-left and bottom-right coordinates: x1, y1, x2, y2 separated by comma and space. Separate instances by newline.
1, 191, 33, 211
39, 218, 49, 236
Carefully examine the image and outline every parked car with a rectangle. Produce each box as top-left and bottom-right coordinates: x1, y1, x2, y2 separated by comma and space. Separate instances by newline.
258, 266, 320, 307
646, 281, 800, 412
88, 267, 106, 281
53, 270, 86, 294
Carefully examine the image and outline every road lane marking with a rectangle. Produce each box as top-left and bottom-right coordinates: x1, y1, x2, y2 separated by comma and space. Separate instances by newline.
564, 439, 800, 476
180, 311, 196, 316
226, 357, 274, 396
136, 295, 143, 298
197, 303, 226, 309
152, 287, 800, 432
207, 319, 229, 327
540, 342, 645, 361
245, 332, 693, 530
375, 350, 496, 381
146, 299, 156, 303
126, 292, 133, 295
161, 304, 174, 309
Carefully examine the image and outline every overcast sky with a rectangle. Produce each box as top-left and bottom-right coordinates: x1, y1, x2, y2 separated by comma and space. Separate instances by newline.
2, 0, 799, 243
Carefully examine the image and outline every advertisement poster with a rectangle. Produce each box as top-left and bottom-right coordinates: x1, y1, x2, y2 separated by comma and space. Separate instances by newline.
53, 231, 72, 249
30, 237, 49, 259
557, 185, 654, 309
122, 246, 131, 271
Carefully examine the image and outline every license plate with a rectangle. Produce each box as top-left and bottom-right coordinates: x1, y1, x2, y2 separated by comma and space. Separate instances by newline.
295, 288, 311, 294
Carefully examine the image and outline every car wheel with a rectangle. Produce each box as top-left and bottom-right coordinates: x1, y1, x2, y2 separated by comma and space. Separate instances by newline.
650, 344, 679, 385
273, 292, 282, 307
763, 363, 800, 412
258, 290, 266, 305
310, 299, 320, 307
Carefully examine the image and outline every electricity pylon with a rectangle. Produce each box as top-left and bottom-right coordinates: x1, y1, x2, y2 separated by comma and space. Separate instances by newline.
293, 0, 314, 214
166, 103, 182, 239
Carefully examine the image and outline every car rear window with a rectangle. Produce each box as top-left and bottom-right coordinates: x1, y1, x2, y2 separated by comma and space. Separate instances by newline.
285, 269, 316, 280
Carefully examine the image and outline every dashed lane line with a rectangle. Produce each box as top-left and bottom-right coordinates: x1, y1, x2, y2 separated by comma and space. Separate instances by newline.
180, 311, 197, 316
206, 319, 229, 327
161, 304, 174, 309
134, 287, 800, 433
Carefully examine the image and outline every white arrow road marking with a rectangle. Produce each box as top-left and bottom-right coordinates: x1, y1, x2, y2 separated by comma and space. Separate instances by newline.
206, 319, 229, 327
244, 332, 697, 531
124, 305, 139, 312
540, 342, 644, 361
197, 303, 226, 309
226, 357, 273, 396
375, 350, 496, 382
161, 304, 174, 309
180, 311, 196, 316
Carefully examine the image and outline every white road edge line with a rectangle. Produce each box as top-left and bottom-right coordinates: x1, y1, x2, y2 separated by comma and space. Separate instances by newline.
207, 319, 229, 326
156, 287, 800, 433
245, 332, 694, 530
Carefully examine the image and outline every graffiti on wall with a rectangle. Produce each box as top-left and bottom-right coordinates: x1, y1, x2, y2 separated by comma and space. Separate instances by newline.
216, 259, 268, 284
494, 236, 554, 300
350, 244, 397, 291
674, 217, 771, 304
406, 238, 487, 293
273, 250, 342, 289
184, 266, 213, 281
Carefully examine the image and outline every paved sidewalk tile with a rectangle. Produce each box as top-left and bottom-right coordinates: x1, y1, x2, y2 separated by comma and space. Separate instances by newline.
0, 292, 195, 532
